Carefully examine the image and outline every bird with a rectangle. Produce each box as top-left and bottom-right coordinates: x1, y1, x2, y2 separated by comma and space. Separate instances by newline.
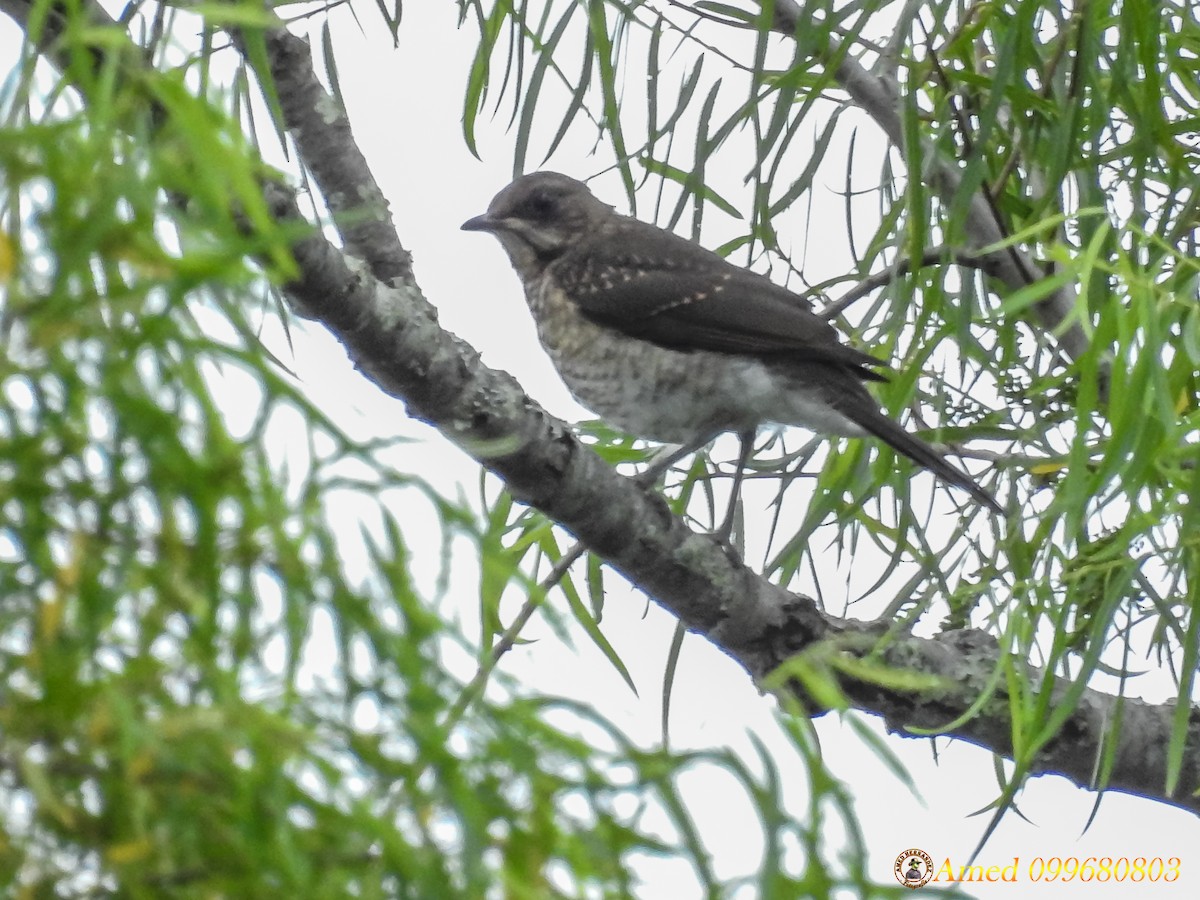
461, 171, 1000, 514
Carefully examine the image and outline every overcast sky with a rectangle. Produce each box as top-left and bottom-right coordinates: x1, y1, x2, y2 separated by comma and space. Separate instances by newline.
2, 2, 1198, 896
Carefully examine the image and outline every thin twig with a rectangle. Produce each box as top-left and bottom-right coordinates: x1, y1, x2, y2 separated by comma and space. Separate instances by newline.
442, 438, 720, 726
816, 245, 992, 319
443, 540, 589, 728
875, 0, 925, 81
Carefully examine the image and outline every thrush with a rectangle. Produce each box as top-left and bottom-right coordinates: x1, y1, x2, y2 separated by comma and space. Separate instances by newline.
462, 171, 1000, 514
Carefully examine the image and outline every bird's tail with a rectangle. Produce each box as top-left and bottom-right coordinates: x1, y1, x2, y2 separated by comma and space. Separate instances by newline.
836, 393, 1002, 515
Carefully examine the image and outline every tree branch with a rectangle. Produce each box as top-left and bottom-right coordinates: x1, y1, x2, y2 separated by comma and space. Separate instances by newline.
3, 0, 1196, 816
235, 27, 415, 289
767, 0, 1090, 364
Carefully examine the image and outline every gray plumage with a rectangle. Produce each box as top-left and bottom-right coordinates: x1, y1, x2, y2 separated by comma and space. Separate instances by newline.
462, 171, 1000, 513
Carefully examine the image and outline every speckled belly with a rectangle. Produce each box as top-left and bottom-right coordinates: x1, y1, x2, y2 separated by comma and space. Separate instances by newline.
524, 278, 863, 444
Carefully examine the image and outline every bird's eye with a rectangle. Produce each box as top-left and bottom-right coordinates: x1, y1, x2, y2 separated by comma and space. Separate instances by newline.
526, 192, 557, 218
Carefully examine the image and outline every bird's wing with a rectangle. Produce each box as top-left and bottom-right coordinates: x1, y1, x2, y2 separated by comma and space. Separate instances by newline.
557, 222, 887, 378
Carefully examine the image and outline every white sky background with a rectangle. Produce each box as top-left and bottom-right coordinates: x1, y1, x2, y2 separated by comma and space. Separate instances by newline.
3, 1, 1200, 896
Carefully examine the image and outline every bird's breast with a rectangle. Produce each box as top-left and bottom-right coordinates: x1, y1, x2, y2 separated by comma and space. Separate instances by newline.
520, 274, 850, 443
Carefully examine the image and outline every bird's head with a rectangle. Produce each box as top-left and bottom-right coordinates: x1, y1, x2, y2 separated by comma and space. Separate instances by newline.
462, 172, 613, 278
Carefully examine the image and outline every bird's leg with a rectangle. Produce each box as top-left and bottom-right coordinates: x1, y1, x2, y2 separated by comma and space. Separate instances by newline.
633, 431, 720, 487
716, 428, 756, 544
631, 429, 755, 545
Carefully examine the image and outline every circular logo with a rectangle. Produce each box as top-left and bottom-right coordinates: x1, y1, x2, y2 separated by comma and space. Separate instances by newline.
894, 849, 934, 889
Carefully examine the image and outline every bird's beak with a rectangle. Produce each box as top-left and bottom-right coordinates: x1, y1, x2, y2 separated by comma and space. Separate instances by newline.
461, 213, 499, 232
